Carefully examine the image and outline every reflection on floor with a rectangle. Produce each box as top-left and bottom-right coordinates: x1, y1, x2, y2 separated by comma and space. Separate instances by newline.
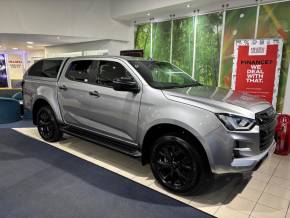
14, 128, 290, 218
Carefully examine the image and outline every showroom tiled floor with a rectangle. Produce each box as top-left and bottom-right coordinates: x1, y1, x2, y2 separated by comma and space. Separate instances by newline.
14, 128, 290, 218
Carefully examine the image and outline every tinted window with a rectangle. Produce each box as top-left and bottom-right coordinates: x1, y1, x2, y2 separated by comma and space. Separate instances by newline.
98, 61, 131, 87
28, 60, 62, 78
129, 60, 200, 89
66, 60, 94, 83
28, 61, 43, 77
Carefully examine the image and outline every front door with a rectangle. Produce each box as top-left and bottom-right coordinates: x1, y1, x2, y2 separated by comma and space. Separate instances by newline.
58, 58, 142, 144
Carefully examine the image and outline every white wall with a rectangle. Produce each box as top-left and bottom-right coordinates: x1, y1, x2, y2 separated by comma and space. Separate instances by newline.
111, 0, 190, 19
0, 0, 131, 42
45, 39, 132, 57
26, 50, 45, 68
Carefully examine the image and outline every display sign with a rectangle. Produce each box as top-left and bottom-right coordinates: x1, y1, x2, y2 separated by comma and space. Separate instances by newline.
231, 39, 283, 107
0, 54, 8, 88
7, 54, 25, 81
7, 54, 25, 88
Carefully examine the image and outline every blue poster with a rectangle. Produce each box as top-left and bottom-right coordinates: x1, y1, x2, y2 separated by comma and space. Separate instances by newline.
0, 54, 8, 88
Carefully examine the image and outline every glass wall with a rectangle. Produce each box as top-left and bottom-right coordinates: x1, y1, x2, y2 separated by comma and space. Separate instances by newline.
172, 17, 194, 75
134, 23, 151, 59
152, 21, 172, 62
257, 1, 290, 112
194, 12, 223, 86
134, 1, 290, 111
220, 6, 257, 89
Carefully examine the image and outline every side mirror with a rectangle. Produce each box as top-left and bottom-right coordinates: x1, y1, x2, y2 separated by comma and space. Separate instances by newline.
113, 77, 140, 93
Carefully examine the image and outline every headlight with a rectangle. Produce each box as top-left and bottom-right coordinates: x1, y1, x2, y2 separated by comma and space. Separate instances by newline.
216, 114, 256, 131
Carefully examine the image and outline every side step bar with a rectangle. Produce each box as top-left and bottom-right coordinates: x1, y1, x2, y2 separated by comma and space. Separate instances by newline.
60, 126, 142, 158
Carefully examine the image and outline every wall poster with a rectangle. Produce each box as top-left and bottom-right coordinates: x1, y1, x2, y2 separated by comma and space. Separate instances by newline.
7, 54, 25, 88
231, 39, 283, 107
0, 54, 8, 88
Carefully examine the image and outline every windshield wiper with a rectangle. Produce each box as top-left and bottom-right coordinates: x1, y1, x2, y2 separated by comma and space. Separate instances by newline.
180, 82, 202, 88
163, 82, 202, 89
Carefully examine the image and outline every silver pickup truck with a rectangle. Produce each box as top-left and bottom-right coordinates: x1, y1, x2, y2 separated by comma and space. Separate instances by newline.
23, 56, 276, 194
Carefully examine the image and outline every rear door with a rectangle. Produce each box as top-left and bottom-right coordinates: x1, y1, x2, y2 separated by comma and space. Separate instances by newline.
57, 58, 99, 129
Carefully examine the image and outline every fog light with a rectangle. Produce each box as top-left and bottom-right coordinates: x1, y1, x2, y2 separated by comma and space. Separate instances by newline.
233, 141, 251, 158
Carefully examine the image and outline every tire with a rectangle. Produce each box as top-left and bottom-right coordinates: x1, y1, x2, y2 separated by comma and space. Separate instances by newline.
150, 133, 210, 195
36, 106, 63, 142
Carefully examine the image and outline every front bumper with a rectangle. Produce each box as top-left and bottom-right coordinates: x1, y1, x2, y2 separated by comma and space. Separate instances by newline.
204, 124, 276, 174
229, 139, 275, 172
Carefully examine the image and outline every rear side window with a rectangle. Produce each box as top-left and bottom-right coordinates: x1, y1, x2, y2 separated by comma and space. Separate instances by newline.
28, 60, 63, 78
65, 60, 94, 83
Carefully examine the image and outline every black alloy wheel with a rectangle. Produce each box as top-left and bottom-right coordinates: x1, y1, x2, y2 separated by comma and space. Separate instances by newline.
150, 134, 207, 194
37, 106, 63, 142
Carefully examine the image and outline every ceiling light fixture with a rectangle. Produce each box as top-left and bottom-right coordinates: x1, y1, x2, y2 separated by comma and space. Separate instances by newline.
57, 36, 61, 40
27, 45, 33, 49
26, 41, 34, 44
146, 12, 150, 16
186, 4, 191, 8
12, 47, 18, 50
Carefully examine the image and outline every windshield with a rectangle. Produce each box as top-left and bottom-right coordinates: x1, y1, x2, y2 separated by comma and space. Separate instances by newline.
129, 60, 201, 89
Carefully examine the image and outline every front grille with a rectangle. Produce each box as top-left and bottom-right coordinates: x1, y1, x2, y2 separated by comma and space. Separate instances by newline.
256, 107, 277, 151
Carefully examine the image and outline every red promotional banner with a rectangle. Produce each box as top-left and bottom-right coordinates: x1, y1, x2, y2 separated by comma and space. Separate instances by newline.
231, 39, 283, 108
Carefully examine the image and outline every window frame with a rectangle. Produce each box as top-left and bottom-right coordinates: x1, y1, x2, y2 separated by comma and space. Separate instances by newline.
27, 60, 43, 77
95, 60, 135, 88
64, 60, 98, 85
26, 58, 66, 81
60, 57, 142, 91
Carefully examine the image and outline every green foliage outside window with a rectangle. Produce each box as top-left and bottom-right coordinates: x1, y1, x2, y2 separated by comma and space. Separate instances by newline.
220, 7, 257, 89
194, 12, 223, 87
172, 17, 194, 75
135, 23, 151, 59
152, 21, 171, 62
133, 1, 290, 111
257, 1, 290, 112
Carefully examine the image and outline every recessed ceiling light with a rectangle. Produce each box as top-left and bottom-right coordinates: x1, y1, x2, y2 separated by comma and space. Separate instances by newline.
27, 45, 33, 49
186, 4, 191, 8
12, 47, 18, 50
146, 12, 150, 16
57, 36, 61, 40
26, 41, 34, 44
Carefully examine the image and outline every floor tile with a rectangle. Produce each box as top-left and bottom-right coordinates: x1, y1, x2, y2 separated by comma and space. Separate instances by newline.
252, 171, 272, 183
146, 181, 168, 193
266, 155, 281, 166
237, 187, 263, 202
251, 203, 287, 218
269, 176, 290, 190
264, 183, 290, 200
273, 167, 290, 180
257, 162, 277, 176
132, 173, 155, 186
215, 206, 249, 218
224, 196, 256, 215
148, 182, 192, 204
189, 201, 221, 215
245, 178, 267, 192
286, 209, 290, 218
258, 192, 289, 210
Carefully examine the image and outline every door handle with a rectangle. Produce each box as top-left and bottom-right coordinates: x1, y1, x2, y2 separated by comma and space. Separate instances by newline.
89, 91, 100, 97
59, 85, 68, 91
